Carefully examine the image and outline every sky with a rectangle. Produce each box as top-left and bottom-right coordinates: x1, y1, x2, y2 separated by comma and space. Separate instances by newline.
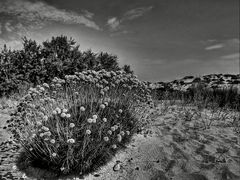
0, 0, 239, 82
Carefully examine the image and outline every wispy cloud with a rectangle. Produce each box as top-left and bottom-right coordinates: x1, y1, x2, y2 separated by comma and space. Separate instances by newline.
110, 30, 131, 37
82, 10, 95, 19
0, 0, 100, 30
221, 53, 240, 60
4, 22, 14, 32
123, 6, 153, 20
204, 38, 239, 51
107, 17, 121, 31
107, 6, 153, 31
205, 43, 224, 50
0, 0, 100, 49
0, 23, 2, 35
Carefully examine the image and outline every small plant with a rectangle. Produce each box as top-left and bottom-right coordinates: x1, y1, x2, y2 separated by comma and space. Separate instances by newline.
5, 69, 153, 178
181, 107, 196, 122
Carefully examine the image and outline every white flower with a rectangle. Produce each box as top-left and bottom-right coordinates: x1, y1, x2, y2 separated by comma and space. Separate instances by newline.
67, 138, 75, 144
87, 118, 93, 123
117, 134, 122, 142
56, 107, 61, 114
100, 104, 106, 109
50, 139, 56, 144
43, 83, 49, 88
111, 126, 116, 131
42, 126, 49, 131
45, 131, 51, 136
12, 165, 17, 170
61, 113, 66, 118
43, 115, 48, 121
86, 129, 91, 135
56, 83, 61, 87
60, 167, 65, 171
104, 102, 109, 106
39, 107, 45, 112
66, 114, 71, 118
52, 153, 57, 157
92, 118, 97, 123
100, 91, 104, 95
36, 121, 42, 126
92, 115, 98, 119
29, 148, 33, 151
39, 87, 45, 92
22, 173, 27, 179
112, 144, 117, 149
74, 178, 81, 180
62, 109, 68, 113
80, 106, 85, 111
120, 131, 125, 136
126, 131, 130, 135
103, 136, 109, 142
107, 130, 112, 135
119, 109, 123, 113
69, 123, 75, 128
103, 118, 107, 122
52, 110, 57, 115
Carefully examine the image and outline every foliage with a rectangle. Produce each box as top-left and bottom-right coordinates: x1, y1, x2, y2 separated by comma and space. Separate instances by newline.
5, 69, 153, 178
153, 83, 240, 111
0, 35, 128, 96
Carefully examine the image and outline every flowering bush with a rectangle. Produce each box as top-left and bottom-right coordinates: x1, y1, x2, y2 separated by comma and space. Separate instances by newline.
0, 36, 134, 97
5, 69, 153, 178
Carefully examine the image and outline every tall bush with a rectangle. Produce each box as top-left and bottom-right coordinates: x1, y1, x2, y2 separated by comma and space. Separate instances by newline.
0, 36, 125, 96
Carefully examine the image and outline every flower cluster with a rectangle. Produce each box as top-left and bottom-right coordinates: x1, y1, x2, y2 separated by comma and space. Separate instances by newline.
6, 69, 153, 177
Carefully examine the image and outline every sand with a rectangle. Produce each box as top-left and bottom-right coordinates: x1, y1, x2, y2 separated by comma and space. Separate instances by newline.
1, 101, 240, 180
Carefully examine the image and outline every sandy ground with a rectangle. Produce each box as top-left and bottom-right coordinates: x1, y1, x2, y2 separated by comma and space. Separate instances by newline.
0, 101, 240, 180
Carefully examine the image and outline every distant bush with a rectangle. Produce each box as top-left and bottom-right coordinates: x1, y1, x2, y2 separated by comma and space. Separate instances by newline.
5, 69, 152, 179
154, 83, 240, 111
0, 36, 133, 97
182, 84, 239, 110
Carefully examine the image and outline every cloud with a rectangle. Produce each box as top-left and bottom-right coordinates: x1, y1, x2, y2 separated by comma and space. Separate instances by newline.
0, 0, 100, 49
107, 6, 153, 31
107, 17, 121, 31
5, 22, 14, 32
0, 23, 2, 34
225, 38, 240, 48
82, 10, 94, 19
123, 6, 153, 20
221, 53, 240, 60
205, 43, 224, 50
204, 38, 239, 51
0, 39, 22, 49
0, 0, 100, 30
110, 30, 131, 37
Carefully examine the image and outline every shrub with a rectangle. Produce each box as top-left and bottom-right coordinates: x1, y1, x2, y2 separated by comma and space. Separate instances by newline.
0, 36, 129, 97
152, 82, 240, 111
5, 69, 153, 178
